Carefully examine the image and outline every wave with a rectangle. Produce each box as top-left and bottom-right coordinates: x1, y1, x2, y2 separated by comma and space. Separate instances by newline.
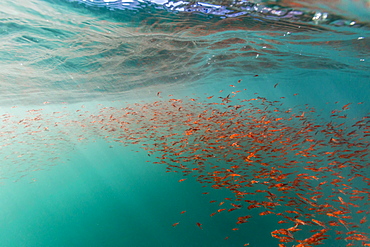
64, 0, 370, 25
0, 0, 368, 105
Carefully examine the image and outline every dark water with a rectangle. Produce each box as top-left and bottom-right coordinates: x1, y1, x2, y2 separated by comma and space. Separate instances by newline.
0, 0, 369, 246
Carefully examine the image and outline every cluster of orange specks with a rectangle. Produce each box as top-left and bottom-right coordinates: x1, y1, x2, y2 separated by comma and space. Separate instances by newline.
82, 89, 369, 246
2, 83, 369, 246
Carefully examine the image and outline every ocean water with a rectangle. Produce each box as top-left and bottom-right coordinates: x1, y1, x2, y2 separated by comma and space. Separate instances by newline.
0, 0, 369, 246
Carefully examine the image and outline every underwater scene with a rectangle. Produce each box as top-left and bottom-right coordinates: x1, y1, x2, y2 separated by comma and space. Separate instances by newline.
0, 0, 369, 246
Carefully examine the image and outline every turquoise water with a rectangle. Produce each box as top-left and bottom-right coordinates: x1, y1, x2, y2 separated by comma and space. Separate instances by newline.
0, 0, 369, 246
